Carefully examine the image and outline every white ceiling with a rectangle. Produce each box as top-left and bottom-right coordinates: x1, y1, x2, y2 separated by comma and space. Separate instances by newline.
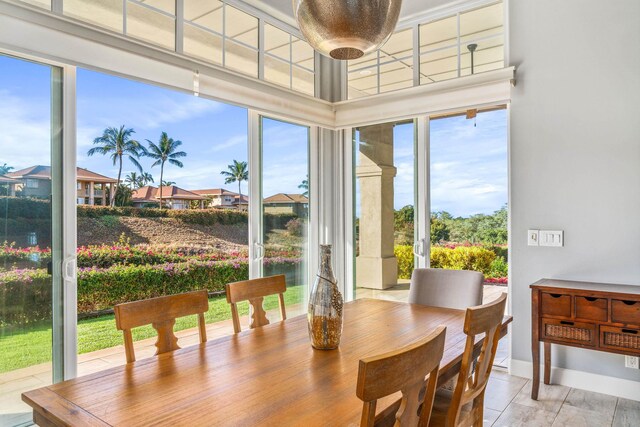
247, 0, 456, 25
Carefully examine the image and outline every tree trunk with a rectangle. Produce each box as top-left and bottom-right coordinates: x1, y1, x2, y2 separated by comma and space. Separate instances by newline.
159, 164, 164, 209
113, 156, 122, 207
238, 181, 242, 209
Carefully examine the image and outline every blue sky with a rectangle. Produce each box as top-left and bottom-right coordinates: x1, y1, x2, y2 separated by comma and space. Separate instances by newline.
1, 54, 506, 217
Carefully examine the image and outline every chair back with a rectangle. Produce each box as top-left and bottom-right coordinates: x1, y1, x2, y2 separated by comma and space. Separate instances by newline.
356, 326, 447, 427
226, 275, 287, 333
114, 290, 209, 363
408, 268, 484, 310
447, 293, 507, 426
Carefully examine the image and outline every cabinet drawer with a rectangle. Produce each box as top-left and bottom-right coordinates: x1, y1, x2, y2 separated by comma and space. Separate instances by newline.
542, 318, 596, 346
540, 292, 571, 317
600, 326, 640, 354
575, 296, 608, 322
611, 300, 640, 325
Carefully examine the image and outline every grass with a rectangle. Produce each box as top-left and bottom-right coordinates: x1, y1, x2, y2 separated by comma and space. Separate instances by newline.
0, 285, 303, 374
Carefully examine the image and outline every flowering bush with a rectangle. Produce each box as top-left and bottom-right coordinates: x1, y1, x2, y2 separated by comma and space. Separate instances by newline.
0, 242, 51, 268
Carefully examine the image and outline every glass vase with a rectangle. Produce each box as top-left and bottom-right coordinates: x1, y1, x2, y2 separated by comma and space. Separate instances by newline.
308, 244, 344, 349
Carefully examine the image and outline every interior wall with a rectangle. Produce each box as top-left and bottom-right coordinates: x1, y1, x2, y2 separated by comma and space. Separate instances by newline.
510, 0, 640, 382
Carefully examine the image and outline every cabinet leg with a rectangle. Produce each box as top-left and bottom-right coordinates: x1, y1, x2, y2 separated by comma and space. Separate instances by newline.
531, 341, 540, 399
544, 342, 551, 385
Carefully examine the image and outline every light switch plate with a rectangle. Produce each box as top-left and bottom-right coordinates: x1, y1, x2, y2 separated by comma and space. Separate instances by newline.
540, 230, 564, 247
527, 230, 539, 246
625, 356, 639, 369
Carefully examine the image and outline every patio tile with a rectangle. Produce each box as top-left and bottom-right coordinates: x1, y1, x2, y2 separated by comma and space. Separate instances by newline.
493, 402, 557, 427
512, 380, 570, 414
552, 405, 613, 427
613, 398, 640, 427
77, 358, 113, 377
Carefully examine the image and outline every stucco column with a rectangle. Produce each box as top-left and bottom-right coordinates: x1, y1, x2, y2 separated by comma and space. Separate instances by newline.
89, 181, 95, 205
356, 123, 398, 289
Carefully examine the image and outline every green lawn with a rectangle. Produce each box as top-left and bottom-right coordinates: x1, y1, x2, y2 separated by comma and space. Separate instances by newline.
0, 286, 303, 374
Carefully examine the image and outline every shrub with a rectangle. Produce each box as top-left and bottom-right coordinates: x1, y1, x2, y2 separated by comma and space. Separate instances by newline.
394, 245, 415, 279
285, 218, 304, 237
488, 256, 508, 278
77, 205, 249, 225
0, 197, 50, 219
0, 257, 302, 325
430, 246, 496, 275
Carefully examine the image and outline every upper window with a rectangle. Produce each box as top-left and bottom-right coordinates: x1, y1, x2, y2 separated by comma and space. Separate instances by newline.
348, 1, 504, 99
19, 0, 314, 96
419, 2, 504, 84
264, 24, 315, 96
25, 179, 39, 188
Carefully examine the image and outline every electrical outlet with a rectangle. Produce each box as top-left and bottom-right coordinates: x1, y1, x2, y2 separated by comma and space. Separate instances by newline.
527, 230, 539, 246
625, 356, 639, 369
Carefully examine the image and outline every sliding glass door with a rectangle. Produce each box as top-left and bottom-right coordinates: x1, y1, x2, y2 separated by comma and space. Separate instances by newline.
0, 54, 64, 427
258, 117, 310, 316
353, 120, 418, 300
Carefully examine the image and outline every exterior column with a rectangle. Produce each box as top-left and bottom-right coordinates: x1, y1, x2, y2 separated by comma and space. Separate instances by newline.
89, 181, 95, 205
355, 123, 397, 289
10, 184, 15, 197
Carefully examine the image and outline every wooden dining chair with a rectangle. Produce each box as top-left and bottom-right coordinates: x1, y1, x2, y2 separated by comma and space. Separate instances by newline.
114, 290, 209, 363
225, 274, 287, 333
429, 293, 508, 427
356, 325, 447, 427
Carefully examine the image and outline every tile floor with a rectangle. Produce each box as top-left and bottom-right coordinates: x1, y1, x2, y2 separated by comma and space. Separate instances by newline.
2, 285, 638, 427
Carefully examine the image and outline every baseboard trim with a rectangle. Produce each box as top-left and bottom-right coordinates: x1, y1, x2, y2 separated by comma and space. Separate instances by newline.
510, 359, 640, 401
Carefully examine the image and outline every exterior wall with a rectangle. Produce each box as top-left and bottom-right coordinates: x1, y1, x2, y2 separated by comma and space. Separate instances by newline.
19, 178, 51, 198
509, 0, 640, 383
264, 203, 307, 216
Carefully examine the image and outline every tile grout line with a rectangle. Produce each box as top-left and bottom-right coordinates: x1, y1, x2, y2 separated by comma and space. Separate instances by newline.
611, 398, 619, 427
550, 386, 572, 426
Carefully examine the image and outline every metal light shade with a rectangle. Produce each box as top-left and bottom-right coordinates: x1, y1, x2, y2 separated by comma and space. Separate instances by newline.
293, 0, 402, 60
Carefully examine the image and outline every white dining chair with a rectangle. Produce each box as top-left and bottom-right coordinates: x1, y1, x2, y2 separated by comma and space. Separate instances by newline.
408, 268, 484, 310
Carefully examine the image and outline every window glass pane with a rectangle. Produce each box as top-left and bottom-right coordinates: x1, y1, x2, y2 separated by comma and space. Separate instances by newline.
261, 118, 309, 318
460, 2, 503, 43
420, 46, 458, 84
348, 69, 378, 99
354, 121, 415, 296
225, 5, 258, 48
292, 66, 315, 96
127, 1, 175, 50
0, 53, 56, 427
265, 24, 291, 61
64, 0, 123, 33
138, 0, 175, 15
183, 23, 223, 65
460, 35, 504, 76
18, 0, 50, 10
379, 59, 413, 93
225, 39, 258, 78
419, 15, 457, 52
380, 28, 413, 59
292, 38, 314, 71
265, 55, 291, 89
184, 0, 223, 34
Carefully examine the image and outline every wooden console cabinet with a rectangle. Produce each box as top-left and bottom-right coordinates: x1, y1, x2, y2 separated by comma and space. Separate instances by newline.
531, 279, 640, 399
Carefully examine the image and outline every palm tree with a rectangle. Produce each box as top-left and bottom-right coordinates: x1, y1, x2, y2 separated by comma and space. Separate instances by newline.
139, 172, 154, 186
298, 175, 309, 197
0, 163, 14, 175
88, 126, 144, 206
220, 160, 248, 205
161, 180, 176, 186
124, 172, 140, 189
146, 132, 186, 208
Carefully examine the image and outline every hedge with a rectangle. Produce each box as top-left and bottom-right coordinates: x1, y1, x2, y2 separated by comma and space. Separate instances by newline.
394, 245, 497, 279
0, 197, 50, 219
0, 258, 302, 326
77, 205, 249, 225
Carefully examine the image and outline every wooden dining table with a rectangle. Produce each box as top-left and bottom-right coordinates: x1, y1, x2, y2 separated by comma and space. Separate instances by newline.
23, 298, 512, 427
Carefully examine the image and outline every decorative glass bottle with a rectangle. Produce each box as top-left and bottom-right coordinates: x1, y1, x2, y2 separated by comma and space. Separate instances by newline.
308, 244, 344, 349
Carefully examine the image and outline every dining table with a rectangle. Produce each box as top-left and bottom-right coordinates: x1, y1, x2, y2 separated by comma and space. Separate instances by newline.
22, 298, 512, 427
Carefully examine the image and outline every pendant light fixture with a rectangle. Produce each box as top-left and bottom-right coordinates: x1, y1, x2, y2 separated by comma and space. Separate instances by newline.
293, 0, 403, 60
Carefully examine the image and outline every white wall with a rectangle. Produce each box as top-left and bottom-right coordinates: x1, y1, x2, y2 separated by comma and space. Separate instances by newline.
510, 0, 640, 384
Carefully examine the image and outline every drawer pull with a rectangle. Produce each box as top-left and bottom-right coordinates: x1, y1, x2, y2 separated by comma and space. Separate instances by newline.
622, 329, 638, 335
585, 297, 598, 302
550, 294, 563, 298
622, 300, 637, 306
560, 320, 574, 326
